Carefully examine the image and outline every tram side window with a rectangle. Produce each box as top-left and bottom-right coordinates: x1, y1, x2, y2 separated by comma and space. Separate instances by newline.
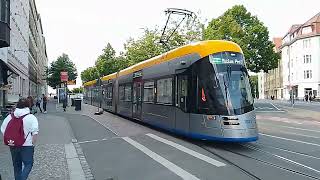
156, 78, 173, 104
107, 86, 113, 99
119, 85, 125, 101
177, 75, 188, 111
144, 81, 154, 103
124, 84, 132, 101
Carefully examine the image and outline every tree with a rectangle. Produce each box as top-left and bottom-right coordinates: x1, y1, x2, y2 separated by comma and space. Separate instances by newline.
80, 66, 99, 83
249, 75, 259, 98
95, 43, 116, 76
46, 53, 77, 89
203, 5, 280, 72
124, 29, 165, 65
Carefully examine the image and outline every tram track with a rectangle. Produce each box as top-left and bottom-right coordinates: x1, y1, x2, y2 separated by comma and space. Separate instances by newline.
253, 142, 320, 160
197, 144, 262, 180
241, 143, 320, 174
196, 143, 320, 180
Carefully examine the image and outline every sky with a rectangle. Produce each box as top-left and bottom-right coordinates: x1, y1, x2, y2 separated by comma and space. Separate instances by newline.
34, 0, 320, 92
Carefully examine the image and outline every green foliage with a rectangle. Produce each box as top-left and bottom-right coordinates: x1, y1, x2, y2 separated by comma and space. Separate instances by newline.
203, 5, 280, 72
46, 53, 77, 89
80, 66, 99, 83
95, 43, 116, 76
249, 75, 259, 98
72, 87, 84, 93
124, 29, 166, 65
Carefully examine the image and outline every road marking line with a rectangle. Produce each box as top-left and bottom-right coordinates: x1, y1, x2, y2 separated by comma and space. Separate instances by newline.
269, 102, 281, 110
77, 137, 123, 144
259, 128, 320, 139
82, 114, 119, 136
123, 137, 200, 180
146, 133, 226, 167
255, 110, 285, 113
260, 133, 320, 147
259, 123, 320, 133
279, 125, 320, 133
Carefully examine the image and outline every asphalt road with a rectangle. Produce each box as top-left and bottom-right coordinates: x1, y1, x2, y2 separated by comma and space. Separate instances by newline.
65, 102, 320, 180
258, 99, 320, 112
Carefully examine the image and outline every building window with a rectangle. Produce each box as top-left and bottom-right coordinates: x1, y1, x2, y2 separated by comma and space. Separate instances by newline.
156, 78, 173, 104
304, 70, 312, 79
143, 81, 154, 102
0, 0, 10, 24
303, 55, 312, 63
302, 26, 312, 34
303, 39, 311, 48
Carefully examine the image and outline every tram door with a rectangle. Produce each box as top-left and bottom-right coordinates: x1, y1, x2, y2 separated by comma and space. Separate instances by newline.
175, 74, 190, 132
133, 80, 142, 120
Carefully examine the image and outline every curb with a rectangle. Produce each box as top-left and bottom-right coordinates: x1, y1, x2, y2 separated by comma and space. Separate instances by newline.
73, 142, 95, 180
65, 143, 86, 180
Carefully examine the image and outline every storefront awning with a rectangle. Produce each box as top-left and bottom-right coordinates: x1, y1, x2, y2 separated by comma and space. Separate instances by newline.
0, 59, 19, 78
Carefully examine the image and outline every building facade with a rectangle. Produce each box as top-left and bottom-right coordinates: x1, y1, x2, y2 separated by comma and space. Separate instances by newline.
281, 13, 320, 100
260, 38, 283, 99
259, 12, 320, 100
29, 0, 48, 98
0, 0, 30, 104
0, 0, 47, 107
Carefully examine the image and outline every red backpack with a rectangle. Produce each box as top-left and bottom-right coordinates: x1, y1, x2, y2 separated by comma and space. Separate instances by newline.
3, 113, 29, 147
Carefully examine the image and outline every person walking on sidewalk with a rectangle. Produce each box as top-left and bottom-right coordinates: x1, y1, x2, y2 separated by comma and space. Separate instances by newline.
27, 96, 37, 114
42, 94, 48, 113
1, 98, 39, 180
35, 96, 43, 113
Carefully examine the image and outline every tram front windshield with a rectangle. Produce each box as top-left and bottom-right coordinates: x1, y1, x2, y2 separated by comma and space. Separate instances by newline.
196, 52, 254, 115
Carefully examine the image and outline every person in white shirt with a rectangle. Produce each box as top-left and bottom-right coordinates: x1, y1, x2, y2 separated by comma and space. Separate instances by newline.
1, 98, 39, 180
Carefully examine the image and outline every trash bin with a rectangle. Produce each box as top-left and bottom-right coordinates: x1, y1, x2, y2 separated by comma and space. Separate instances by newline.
71, 98, 75, 106
74, 98, 82, 111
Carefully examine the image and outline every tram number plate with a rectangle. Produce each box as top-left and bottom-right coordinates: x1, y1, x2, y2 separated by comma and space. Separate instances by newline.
245, 120, 254, 124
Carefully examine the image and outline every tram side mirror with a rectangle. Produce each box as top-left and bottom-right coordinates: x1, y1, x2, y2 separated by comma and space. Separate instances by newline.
180, 97, 184, 103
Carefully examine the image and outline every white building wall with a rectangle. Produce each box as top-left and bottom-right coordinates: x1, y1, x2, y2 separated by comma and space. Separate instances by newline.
281, 36, 320, 100
0, 0, 30, 102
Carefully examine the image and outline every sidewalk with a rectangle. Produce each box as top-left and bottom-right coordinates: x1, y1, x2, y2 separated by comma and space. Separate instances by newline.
256, 99, 320, 121
257, 98, 320, 105
0, 101, 87, 180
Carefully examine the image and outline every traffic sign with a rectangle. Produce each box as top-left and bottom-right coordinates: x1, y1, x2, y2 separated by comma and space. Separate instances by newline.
60, 71, 68, 82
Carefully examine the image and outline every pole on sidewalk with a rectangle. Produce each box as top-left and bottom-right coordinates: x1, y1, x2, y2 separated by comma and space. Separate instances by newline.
291, 89, 294, 107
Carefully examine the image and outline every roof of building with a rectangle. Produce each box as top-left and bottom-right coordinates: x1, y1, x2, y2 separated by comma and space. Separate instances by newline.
273, 38, 282, 52
283, 12, 320, 41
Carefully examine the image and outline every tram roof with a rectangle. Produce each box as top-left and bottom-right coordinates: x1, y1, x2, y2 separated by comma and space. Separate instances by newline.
118, 40, 242, 77
83, 79, 97, 87
83, 40, 242, 87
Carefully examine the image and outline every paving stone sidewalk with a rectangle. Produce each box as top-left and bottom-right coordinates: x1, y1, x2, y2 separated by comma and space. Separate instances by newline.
0, 101, 86, 180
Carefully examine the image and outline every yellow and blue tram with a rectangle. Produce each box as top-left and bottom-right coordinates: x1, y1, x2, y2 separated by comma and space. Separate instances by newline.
83, 40, 258, 142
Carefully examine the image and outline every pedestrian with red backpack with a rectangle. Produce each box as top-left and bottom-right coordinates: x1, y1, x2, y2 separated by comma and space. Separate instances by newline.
1, 98, 39, 180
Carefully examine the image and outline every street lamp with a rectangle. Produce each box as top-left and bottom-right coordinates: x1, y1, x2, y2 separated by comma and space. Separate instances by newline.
288, 45, 294, 107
